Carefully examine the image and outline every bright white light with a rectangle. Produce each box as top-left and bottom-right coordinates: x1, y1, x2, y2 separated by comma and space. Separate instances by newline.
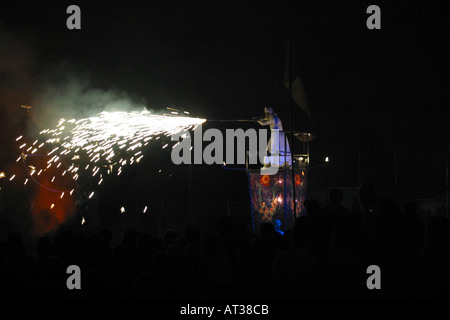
25, 109, 205, 203
325, 156, 329, 163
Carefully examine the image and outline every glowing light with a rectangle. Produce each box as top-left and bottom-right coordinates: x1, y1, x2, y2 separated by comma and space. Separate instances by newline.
120, 207, 125, 213
325, 156, 329, 163
277, 196, 283, 203
24, 178, 28, 185
143, 206, 148, 213
50, 204, 55, 209
18, 109, 205, 204
81, 217, 86, 225
9, 175, 15, 181
60, 192, 65, 199
0, 172, 5, 179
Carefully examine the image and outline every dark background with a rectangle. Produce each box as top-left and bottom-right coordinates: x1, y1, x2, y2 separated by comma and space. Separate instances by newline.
0, 1, 448, 229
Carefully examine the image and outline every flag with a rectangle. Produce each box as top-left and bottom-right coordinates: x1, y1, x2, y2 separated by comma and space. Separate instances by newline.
284, 41, 312, 120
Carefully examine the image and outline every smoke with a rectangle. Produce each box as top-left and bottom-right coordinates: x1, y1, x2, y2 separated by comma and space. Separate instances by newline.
31, 63, 149, 130
0, 27, 151, 237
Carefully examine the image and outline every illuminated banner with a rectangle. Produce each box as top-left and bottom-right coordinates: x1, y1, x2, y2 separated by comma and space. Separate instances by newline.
248, 168, 307, 234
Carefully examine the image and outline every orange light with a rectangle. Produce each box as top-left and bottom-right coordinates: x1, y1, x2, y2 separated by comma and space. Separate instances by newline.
261, 175, 270, 186
295, 174, 301, 185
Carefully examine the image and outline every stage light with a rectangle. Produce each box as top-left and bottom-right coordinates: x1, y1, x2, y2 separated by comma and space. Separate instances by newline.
325, 156, 329, 162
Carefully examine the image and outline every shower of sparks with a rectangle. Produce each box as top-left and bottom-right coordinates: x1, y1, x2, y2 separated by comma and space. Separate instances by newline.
15, 109, 205, 200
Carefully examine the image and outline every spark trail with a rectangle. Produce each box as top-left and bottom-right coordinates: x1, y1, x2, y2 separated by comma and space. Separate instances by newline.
17, 109, 205, 201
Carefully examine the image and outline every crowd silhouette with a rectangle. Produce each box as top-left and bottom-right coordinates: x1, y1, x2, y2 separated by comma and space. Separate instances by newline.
0, 183, 449, 300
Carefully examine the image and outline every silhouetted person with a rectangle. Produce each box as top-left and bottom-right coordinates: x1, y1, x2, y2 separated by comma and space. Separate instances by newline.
271, 216, 320, 299
184, 225, 200, 246
98, 227, 112, 248
411, 216, 450, 298
36, 237, 53, 260
163, 229, 177, 247
7, 232, 27, 257
367, 197, 410, 298
122, 228, 139, 249
403, 202, 425, 259
359, 183, 378, 226
303, 199, 321, 218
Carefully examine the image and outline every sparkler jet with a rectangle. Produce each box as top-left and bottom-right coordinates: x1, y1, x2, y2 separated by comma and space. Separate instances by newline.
16, 109, 206, 201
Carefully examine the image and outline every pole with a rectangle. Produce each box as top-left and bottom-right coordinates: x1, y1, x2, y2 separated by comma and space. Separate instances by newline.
206, 119, 257, 123
446, 157, 449, 217
394, 150, 398, 199
188, 163, 192, 224
288, 35, 296, 223
358, 151, 362, 186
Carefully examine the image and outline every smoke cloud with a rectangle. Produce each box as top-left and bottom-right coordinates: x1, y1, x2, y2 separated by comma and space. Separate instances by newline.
0, 27, 151, 237
31, 65, 149, 130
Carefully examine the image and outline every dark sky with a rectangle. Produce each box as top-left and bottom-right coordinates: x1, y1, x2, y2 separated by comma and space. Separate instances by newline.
1, 1, 448, 201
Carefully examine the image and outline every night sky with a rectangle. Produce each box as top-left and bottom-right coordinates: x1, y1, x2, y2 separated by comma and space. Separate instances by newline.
0, 0, 448, 217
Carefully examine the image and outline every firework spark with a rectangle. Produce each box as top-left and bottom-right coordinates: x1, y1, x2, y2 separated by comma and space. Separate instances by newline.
17, 109, 204, 203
